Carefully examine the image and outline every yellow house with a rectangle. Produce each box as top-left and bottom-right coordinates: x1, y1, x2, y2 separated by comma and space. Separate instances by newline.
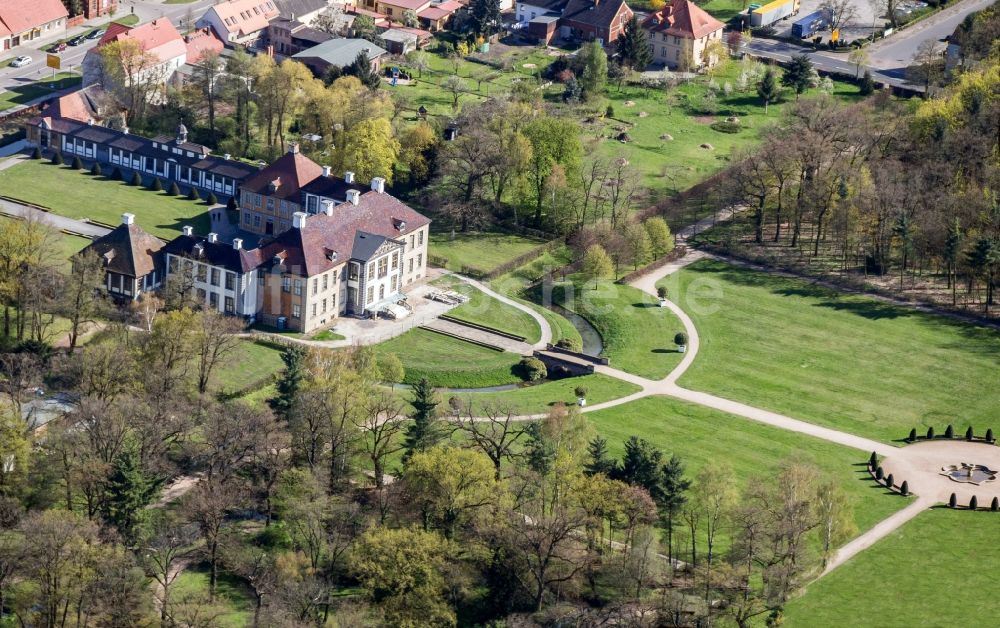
641, 0, 725, 71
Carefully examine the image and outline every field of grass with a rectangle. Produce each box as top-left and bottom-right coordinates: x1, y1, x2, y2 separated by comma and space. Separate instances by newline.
172, 563, 254, 628
783, 508, 999, 626
553, 278, 686, 379
663, 260, 1000, 444
0, 74, 81, 112
213, 341, 285, 395
587, 396, 908, 552
699, 0, 746, 22
0, 161, 212, 238
490, 244, 574, 296
434, 276, 542, 344
373, 328, 523, 388
429, 231, 548, 275
431, 373, 641, 415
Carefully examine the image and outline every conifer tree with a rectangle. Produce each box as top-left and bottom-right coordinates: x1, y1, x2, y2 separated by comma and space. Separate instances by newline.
618, 16, 652, 71
402, 377, 443, 464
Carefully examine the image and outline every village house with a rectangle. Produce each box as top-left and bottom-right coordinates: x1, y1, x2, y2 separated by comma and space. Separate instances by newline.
80, 213, 165, 302
291, 37, 387, 76
197, 0, 281, 47
82, 19, 189, 92
517, 0, 632, 44
239, 143, 323, 236
641, 0, 724, 70
24, 115, 259, 200
0, 0, 68, 50
78, 0, 118, 20
416, 0, 463, 31
267, 17, 332, 56
273, 0, 334, 24
162, 228, 263, 317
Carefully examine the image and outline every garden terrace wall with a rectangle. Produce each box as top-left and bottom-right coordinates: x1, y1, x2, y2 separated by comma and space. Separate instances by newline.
459, 237, 566, 280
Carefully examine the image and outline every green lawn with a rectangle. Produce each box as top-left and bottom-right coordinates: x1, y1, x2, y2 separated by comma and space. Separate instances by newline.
0, 161, 212, 238
0, 74, 81, 111
587, 396, 909, 551
213, 340, 285, 395
434, 276, 542, 344
783, 508, 1000, 626
431, 373, 641, 415
171, 563, 254, 628
699, 0, 746, 21
552, 278, 686, 379
429, 231, 549, 275
373, 328, 523, 388
663, 260, 1000, 444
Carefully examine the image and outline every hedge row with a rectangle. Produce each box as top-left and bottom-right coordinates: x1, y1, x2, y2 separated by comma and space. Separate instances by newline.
948, 493, 1000, 512
905, 425, 995, 444
867, 453, 909, 497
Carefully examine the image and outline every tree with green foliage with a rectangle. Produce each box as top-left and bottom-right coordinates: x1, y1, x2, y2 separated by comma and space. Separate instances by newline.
273, 345, 308, 418
582, 243, 613, 288
970, 495, 978, 510
618, 16, 652, 71
859, 69, 876, 95
579, 41, 608, 101
523, 116, 583, 224
149, 177, 162, 192
468, 0, 503, 36
207, 191, 218, 205
378, 352, 405, 388
645, 217, 675, 257
869, 451, 878, 468
352, 14, 377, 40
129, 171, 142, 186
944, 218, 962, 305
346, 51, 381, 90
584, 436, 617, 477
781, 55, 814, 99
927, 426, 935, 439
104, 443, 158, 540
70, 156, 82, 170
90, 162, 102, 176
167, 181, 180, 196
900, 480, 909, 496
949, 492, 957, 508
757, 67, 779, 112
344, 117, 401, 185
51, 151, 63, 165
403, 378, 443, 464
61, 249, 106, 353
187, 186, 200, 201
908, 428, 917, 442
966, 426, 974, 440
944, 424, 954, 438
31, 146, 41, 159
0, 412, 29, 497
404, 446, 498, 539
350, 527, 456, 627
966, 238, 999, 311
624, 221, 652, 269
893, 213, 913, 289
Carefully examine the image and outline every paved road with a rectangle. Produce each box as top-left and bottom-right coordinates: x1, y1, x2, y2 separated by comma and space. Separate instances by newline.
0, 0, 217, 92
0, 196, 109, 238
745, 0, 995, 89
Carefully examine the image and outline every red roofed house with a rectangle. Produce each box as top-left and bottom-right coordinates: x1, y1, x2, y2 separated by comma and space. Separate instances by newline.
79, 0, 119, 20
184, 28, 226, 64
197, 0, 280, 47
641, 0, 724, 70
365, 0, 430, 22
559, 0, 632, 44
417, 0, 463, 31
239, 143, 325, 237
0, 0, 68, 49
82, 19, 189, 92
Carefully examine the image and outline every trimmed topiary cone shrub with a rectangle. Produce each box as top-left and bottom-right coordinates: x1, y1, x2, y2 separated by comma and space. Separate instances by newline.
875, 466, 884, 481
970, 495, 978, 510
869, 451, 878, 469
949, 493, 957, 508
908, 428, 917, 442
992, 497, 998, 512
129, 172, 142, 186
30, 146, 41, 159
987, 428, 995, 443
111, 167, 122, 181
149, 177, 162, 192
70, 156, 82, 170
226, 196, 237, 211
927, 426, 935, 439
187, 187, 200, 201
167, 181, 180, 196
900, 480, 909, 496
51, 151, 63, 165
885, 473, 894, 488
90, 162, 101, 176
945, 424, 954, 438
966, 426, 974, 441
206, 191, 218, 205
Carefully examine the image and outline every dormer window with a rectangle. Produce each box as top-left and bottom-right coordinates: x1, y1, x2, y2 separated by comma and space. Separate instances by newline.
398, 220, 407, 232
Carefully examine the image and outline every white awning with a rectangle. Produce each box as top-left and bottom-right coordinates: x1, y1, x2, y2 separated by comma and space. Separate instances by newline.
382, 302, 410, 319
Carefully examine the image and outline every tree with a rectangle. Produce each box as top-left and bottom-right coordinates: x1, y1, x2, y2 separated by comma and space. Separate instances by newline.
781, 55, 813, 99
273, 345, 307, 418
353, 391, 407, 490
191, 50, 226, 143
523, 117, 582, 224
403, 377, 443, 463
966, 238, 999, 311
820, 0, 859, 32
222, 543, 277, 628
848, 47, 870, 79
579, 41, 608, 101
344, 117, 400, 185
584, 436, 617, 476
98, 38, 167, 125
618, 16, 652, 71
61, 248, 106, 353
441, 74, 466, 110
815, 480, 855, 567
645, 216, 675, 257
582, 244, 614, 288
404, 446, 498, 539
659, 454, 690, 568
346, 51, 380, 90
0, 412, 29, 497
451, 402, 528, 480
70, 155, 82, 170
468, 0, 503, 36
193, 309, 243, 395
151, 175, 163, 190
907, 39, 943, 96
401, 8, 420, 27
142, 516, 196, 628
407, 50, 431, 78
859, 69, 876, 95
757, 67, 779, 112
350, 527, 456, 627
623, 221, 652, 269
184, 479, 239, 601
352, 14, 377, 40
104, 442, 158, 540
944, 218, 962, 305
892, 213, 913, 289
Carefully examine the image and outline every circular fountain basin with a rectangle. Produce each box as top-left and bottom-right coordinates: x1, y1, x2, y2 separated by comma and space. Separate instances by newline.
940, 463, 998, 485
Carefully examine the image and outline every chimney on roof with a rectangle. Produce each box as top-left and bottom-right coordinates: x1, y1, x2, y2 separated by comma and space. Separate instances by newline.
346, 189, 360, 205
233, 238, 243, 250
207, 232, 218, 243
322, 165, 331, 177
288, 142, 300, 154
121, 213, 135, 225
292, 212, 308, 229
320, 199, 334, 216
344, 171, 355, 183
176, 123, 188, 144
370, 177, 385, 193
182, 225, 194, 236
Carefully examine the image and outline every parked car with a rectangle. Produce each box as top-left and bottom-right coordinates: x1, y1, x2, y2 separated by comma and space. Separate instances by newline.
10, 55, 32, 68
67, 35, 86, 46
85, 29, 105, 40
49, 42, 66, 53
